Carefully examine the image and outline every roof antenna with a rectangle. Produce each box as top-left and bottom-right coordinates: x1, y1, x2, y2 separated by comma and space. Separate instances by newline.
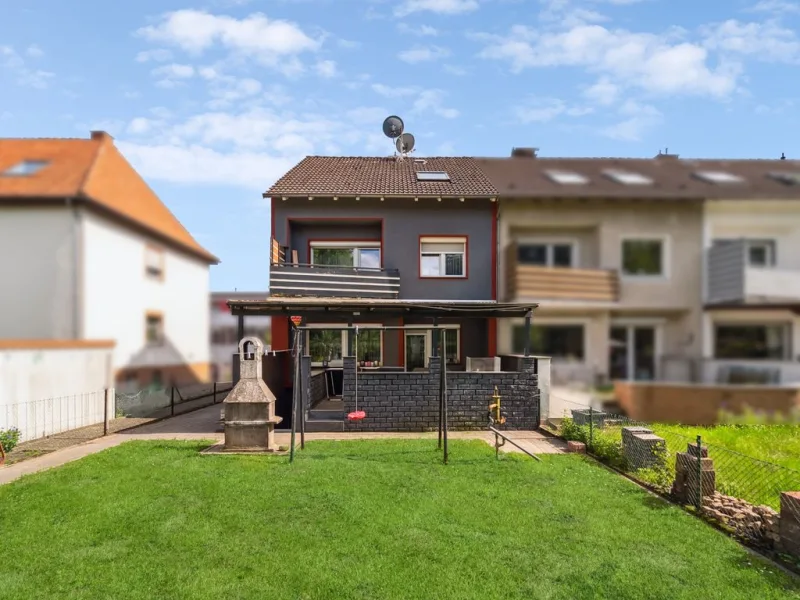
781, 152, 786, 160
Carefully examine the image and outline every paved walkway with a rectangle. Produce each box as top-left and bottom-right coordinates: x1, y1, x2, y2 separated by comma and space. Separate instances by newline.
0, 405, 566, 485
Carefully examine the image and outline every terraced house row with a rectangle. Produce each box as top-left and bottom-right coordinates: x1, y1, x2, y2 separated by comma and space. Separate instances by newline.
258, 148, 800, 391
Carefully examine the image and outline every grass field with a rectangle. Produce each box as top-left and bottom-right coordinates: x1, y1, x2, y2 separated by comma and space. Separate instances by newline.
1, 440, 799, 600
654, 424, 800, 472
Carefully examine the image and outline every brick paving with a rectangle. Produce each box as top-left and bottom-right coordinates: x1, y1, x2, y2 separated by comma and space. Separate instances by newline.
1, 404, 565, 485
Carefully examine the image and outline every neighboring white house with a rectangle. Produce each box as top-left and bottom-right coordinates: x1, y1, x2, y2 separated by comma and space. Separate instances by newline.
210, 292, 270, 382
0, 131, 219, 394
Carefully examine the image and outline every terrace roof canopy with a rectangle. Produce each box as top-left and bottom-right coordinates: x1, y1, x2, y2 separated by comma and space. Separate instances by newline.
227, 297, 538, 319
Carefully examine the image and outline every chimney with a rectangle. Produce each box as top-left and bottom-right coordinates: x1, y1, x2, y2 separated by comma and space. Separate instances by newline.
90, 130, 113, 142
781, 152, 786, 160
511, 147, 538, 158
655, 147, 679, 159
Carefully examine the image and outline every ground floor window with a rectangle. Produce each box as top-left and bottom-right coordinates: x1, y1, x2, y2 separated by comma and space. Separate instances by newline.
306, 325, 383, 365
714, 323, 791, 360
512, 324, 585, 360
404, 326, 461, 370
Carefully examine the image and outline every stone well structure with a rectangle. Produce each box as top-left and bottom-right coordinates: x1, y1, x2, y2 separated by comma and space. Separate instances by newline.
222, 336, 283, 452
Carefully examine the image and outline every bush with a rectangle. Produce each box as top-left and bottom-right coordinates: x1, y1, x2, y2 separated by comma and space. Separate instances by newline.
1, 427, 21, 453
560, 418, 627, 470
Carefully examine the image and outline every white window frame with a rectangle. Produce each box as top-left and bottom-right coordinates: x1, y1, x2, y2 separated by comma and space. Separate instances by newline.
620, 234, 670, 280
608, 319, 664, 381
419, 236, 466, 278
309, 241, 381, 269
305, 323, 384, 366
403, 325, 461, 369
712, 238, 777, 268
516, 238, 579, 268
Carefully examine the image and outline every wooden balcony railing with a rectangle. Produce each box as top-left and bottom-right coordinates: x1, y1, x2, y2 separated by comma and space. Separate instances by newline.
505, 242, 619, 302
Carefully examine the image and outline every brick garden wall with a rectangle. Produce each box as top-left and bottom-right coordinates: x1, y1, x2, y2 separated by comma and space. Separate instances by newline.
342, 356, 539, 432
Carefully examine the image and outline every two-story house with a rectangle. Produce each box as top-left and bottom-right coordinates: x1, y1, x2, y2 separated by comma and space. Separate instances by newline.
482, 149, 800, 387
267, 156, 502, 370
0, 131, 218, 389
232, 155, 540, 432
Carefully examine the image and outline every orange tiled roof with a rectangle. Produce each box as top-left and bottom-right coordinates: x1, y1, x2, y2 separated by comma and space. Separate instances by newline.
0, 132, 217, 263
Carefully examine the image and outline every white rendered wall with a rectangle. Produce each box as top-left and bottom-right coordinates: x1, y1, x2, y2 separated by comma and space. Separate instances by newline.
81, 210, 210, 373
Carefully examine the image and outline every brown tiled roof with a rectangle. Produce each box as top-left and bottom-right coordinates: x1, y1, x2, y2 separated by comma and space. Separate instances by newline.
476, 156, 800, 200
265, 156, 498, 198
0, 132, 218, 263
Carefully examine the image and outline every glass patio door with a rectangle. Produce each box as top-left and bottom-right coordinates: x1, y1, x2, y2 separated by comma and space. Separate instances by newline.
405, 333, 427, 371
608, 326, 657, 381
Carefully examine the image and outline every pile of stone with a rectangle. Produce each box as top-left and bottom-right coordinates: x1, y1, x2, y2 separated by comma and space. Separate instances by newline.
621, 426, 666, 471
702, 492, 781, 548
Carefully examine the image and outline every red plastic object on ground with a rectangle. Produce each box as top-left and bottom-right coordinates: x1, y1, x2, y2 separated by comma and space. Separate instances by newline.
347, 411, 366, 421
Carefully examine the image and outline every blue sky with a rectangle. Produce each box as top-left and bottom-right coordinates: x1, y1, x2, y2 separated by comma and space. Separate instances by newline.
2, 0, 799, 291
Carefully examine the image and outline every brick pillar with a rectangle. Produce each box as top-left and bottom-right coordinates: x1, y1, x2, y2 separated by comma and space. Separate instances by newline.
520, 356, 540, 428
779, 491, 800, 557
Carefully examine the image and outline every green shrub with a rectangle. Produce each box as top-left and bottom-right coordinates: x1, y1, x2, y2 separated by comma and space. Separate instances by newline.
560, 417, 589, 444
1, 427, 21, 453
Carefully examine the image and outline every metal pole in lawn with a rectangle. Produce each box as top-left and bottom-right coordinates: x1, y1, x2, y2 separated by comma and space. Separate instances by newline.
434, 319, 442, 450
441, 332, 449, 465
695, 435, 703, 511
289, 328, 300, 463
298, 323, 306, 450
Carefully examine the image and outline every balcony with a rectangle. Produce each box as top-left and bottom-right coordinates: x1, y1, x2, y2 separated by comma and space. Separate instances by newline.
504, 242, 619, 302
270, 239, 400, 298
707, 240, 800, 305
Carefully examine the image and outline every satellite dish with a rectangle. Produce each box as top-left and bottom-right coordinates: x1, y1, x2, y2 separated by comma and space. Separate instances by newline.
382, 115, 404, 139
396, 132, 415, 154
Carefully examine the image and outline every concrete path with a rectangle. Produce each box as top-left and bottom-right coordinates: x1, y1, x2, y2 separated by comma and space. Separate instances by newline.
0, 404, 566, 485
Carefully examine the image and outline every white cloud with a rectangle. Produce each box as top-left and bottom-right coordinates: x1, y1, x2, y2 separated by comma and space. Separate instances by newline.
398, 45, 450, 63
17, 69, 55, 89
25, 45, 44, 58
136, 10, 321, 75
601, 100, 662, 141
136, 49, 173, 62
151, 63, 195, 87
397, 23, 439, 36
127, 117, 155, 134
443, 64, 468, 75
515, 97, 593, 123
412, 89, 459, 118
371, 83, 417, 96
748, 0, 800, 14
476, 24, 740, 98
314, 59, 337, 77
583, 78, 620, 105
338, 39, 361, 48
395, 0, 479, 16
701, 19, 800, 63
1, 46, 54, 89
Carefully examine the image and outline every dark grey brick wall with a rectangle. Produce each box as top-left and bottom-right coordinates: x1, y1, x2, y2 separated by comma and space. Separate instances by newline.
310, 371, 326, 405
342, 356, 539, 432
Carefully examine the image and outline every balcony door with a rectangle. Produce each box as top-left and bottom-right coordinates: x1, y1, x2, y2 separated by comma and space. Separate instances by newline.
609, 325, 658, 381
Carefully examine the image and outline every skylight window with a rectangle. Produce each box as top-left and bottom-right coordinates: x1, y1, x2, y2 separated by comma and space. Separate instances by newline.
767, 172, 800, 186
692, 170, 744, 184
3, 160, 49, 176
545, 170, 589, 185
603, 169, 653, 186
416, 171, 450, 181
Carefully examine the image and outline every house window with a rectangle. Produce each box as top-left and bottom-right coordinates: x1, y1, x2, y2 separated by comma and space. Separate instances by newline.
306, 325, 384, 365
621, 238, 664, 276
517, 242, 574, 267
146, 313, 164, 345
747, 240, 776, 267
145, 246, 165, 279
512, 324, 585, 360
420, 237, 466, 278
714, 323, 791, 360
310, 243, 381, 269
442, 328, 459, 363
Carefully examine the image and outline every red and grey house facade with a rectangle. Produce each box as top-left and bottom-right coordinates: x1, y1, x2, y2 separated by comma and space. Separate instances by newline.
232, 156, 541, 432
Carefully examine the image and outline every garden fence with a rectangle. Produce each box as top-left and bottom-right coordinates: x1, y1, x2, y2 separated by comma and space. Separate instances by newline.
546, 393, 800, 561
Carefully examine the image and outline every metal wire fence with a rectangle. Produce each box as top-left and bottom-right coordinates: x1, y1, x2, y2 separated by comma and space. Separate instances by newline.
546, 393, 800, 561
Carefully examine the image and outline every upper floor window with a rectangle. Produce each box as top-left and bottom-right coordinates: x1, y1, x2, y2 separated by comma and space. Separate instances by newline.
621, 238, 665, 277
145, 313, 164, 345
420, 237, 466, 278
746, 240, 776, 267
310, 242, 381, 269
517, 242, 574, 267
145, 246, 165, 280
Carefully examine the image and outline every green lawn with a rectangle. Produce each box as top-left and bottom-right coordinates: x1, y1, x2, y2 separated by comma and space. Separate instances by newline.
654, 424, 800, 472
1, 440, 799, 600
